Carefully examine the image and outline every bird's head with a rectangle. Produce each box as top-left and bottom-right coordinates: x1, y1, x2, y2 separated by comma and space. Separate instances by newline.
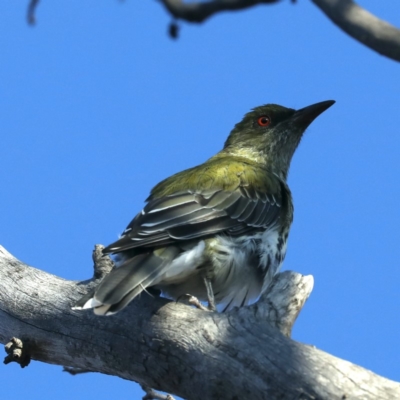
222, 100, 335, 179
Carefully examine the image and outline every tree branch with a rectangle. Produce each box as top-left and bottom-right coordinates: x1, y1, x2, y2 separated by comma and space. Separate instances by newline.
159, 0, 281, 23
158, 0, 400, 62
312, 0, 400, 62
0, 244, 399, 399
24, 0, 400, 62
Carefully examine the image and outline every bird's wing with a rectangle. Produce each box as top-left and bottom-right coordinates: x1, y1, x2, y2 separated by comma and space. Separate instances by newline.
104, 184, 285, 254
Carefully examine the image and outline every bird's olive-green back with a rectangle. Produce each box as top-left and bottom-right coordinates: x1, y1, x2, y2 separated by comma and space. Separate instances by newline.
149, 156, 282, 200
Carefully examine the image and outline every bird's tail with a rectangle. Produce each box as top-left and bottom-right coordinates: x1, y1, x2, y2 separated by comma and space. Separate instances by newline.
73, 246, 179, 315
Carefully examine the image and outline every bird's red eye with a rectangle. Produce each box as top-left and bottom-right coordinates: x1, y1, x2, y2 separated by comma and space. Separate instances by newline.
257, 116, 271, 127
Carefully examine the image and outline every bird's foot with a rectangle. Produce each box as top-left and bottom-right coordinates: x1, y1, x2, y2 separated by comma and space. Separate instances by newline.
187, 295, 211, 311
176, 294, 211, 311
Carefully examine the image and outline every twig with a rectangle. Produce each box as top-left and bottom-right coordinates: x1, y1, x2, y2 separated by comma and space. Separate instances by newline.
27, 0, 40, 25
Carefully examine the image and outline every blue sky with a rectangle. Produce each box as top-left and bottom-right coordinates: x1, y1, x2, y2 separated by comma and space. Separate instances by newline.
1, 1, 399, 399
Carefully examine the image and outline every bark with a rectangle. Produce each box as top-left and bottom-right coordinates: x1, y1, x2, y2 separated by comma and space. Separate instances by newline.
312, 0, 400, 62
1, 245, 399, 399
159, 0, 400, 62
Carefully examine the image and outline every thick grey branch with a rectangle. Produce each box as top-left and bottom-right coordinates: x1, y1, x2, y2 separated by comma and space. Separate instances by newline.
0, 245, 399, 399
312, 0, 400, 62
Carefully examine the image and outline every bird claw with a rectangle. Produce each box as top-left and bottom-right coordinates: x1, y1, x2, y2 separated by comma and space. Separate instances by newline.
176, 294, 213, 311
187, 295, 212, 311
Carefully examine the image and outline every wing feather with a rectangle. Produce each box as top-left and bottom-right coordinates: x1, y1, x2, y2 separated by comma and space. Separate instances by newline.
146, 193, 195, 213
236, 199, 258, 222
225, 196, 254, 219
240, 185, 257, 199
168, 216, 238, 240
140, 208, 219, 233
243, 200, 268, 226
141, 200, 201, 227
104, 182, 285, 254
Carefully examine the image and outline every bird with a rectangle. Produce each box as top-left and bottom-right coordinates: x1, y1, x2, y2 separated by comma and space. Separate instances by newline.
74, 100, 335, 315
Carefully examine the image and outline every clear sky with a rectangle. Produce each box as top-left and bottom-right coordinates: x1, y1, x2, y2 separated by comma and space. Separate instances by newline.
1, 1, 399, 399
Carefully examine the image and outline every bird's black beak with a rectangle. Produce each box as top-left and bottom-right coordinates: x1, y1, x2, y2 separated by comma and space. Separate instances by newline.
292, 100, 335, 127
